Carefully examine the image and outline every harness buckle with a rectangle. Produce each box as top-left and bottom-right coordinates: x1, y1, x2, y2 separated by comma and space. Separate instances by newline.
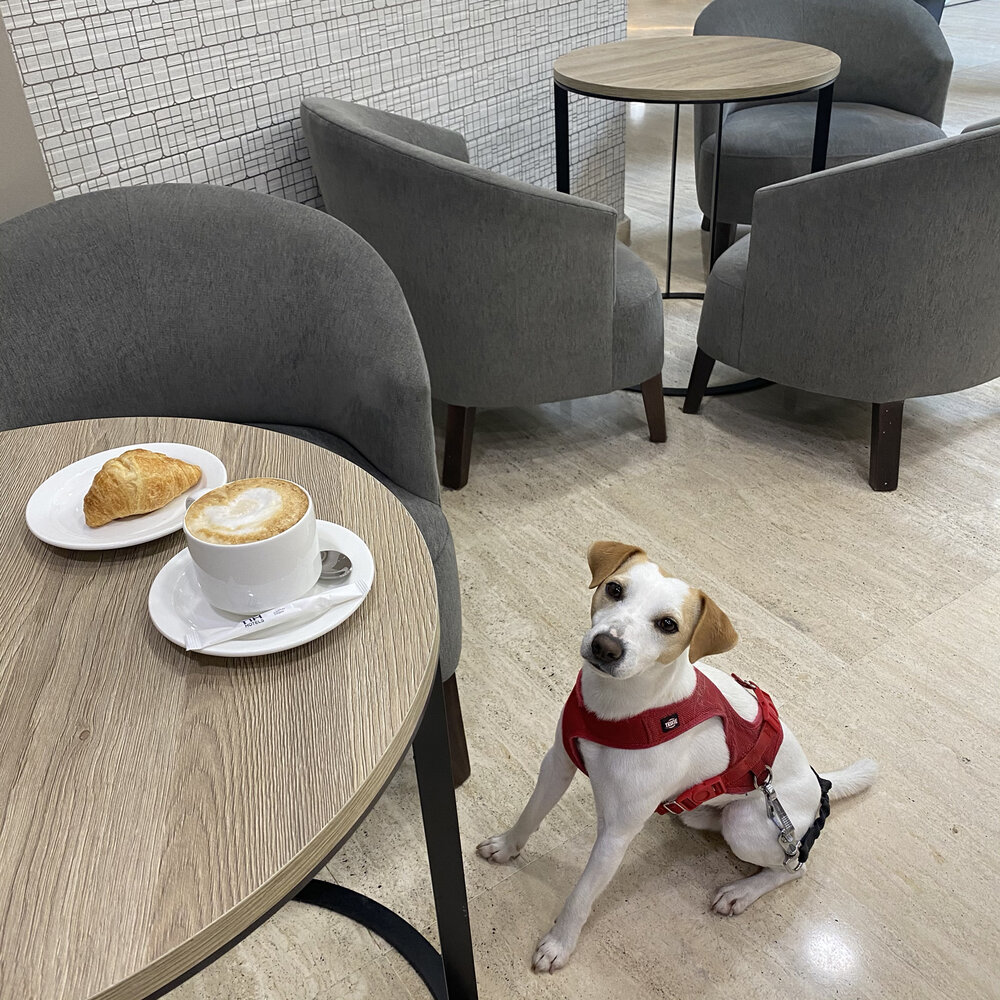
661, 779, 728, 815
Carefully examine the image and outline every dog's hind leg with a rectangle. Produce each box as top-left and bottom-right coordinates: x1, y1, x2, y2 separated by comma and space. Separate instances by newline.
678, 805, 723, 832
712, 795, 811, 916
478, 735, 577, 864
712, 865, 803, 916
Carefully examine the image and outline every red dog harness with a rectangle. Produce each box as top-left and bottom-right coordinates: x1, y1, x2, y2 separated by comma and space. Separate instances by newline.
561, 669, 784, 815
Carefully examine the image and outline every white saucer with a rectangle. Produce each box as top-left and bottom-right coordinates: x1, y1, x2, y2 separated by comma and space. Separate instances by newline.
148, 520, 375, 657
25, 442, 227, 551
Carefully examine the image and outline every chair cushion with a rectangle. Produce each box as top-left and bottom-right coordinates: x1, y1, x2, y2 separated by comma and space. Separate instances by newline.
696, 234, 751, 367
699, 102, 947, 223
612, 242, 665, 387
257, 422, 462, 678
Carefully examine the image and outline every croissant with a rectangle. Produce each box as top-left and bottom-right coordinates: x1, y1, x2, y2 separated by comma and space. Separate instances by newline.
84, 448, 202, 527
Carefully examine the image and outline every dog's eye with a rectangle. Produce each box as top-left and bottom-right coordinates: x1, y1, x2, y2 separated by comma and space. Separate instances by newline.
655, 617, 679, 634
605, 581, 623, 600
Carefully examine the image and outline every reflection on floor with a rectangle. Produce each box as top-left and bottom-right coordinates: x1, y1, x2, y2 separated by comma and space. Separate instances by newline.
171, 1, 1000, 997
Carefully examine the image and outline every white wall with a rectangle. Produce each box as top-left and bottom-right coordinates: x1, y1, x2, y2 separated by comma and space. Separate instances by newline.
1, 0, 627, 214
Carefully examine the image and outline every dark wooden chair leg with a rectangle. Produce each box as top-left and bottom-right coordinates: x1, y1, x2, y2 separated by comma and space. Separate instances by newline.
869, 401, 904, 491
442, 405, 475, 490
442, 674, 471, 788
639, 373, 667, 442
710, 221, 737, 264
683, 348, 716, 414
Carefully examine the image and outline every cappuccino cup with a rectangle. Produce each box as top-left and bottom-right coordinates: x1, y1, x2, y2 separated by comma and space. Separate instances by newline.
183, 477, 321, 615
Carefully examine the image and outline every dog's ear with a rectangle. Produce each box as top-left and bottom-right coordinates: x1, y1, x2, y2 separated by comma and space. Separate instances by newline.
688, 592, 739, 663
587, 541, 646, 589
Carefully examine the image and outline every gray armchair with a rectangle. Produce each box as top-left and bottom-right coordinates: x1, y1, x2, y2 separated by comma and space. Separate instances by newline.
300, 97, 666, 489
683, 122, 1000, 491
693, 0, 953, 238
0, 182, 471, 783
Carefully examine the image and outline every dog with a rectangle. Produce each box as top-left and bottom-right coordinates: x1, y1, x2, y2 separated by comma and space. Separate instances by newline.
478, 541, 877, 973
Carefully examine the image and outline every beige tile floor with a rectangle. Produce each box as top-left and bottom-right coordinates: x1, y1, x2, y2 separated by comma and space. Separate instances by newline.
171, 2, 1000, 998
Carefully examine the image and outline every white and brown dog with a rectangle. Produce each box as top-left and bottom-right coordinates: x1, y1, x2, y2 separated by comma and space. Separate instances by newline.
478, 541, 877, 973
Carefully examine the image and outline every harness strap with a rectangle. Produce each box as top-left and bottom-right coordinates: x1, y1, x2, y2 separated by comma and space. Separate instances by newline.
796, 769, 833, 866
658, 677, 783, 814
560, 669, 745, 774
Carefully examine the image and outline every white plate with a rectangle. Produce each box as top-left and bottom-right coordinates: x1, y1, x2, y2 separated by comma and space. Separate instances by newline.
25, 442, 227, 551
147, 520, 375, 657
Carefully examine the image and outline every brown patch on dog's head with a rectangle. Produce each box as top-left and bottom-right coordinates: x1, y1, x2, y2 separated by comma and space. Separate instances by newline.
587, 542, 648, 618
587, 541, 647, 589
687, 592, 739, 663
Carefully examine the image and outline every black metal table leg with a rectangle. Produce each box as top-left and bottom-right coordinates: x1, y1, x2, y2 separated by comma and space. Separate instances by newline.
811, 82, 834, 173
669, 102, 771, 398
707, 101, 727, 268
295, 665, 477, 1000
555, 83, 569, 194
664, 103, 704, 302
414, 665, 478, 1000
662, 102, 705, 301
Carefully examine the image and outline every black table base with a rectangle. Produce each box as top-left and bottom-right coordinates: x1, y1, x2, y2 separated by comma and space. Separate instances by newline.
296, 881, 448, 998
554, 78, 834, 398
626, 376, 774, 400
297, 666, 478, 1000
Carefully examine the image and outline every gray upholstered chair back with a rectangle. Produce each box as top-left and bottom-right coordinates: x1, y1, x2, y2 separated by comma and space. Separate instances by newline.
0, 183, 440, 505
737, 124, 1000, 401
300, 97, 620, 409
694, 0, 952, 123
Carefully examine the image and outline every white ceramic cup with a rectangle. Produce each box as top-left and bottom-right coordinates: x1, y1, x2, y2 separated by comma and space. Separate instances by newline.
182, 480, 322, 615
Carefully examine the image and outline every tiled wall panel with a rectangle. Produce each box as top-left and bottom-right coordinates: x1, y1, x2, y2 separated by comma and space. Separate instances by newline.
2, 0, 627, 214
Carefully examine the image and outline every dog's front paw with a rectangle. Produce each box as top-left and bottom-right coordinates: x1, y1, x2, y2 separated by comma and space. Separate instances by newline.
712, 880, 755, 917
476, 833, 522, 864
532, 930, 575, 973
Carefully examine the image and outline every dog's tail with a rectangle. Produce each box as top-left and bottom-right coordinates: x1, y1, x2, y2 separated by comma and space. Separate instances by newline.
821, 758, 879, 801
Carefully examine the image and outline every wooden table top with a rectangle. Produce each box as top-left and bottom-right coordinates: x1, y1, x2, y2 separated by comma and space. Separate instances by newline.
0, 416, 440, 1000
553, 35, 841, 103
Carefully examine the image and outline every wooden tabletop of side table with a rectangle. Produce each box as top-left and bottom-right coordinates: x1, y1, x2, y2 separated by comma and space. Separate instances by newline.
553, 35, 841, 103
0, 416, 440, 1000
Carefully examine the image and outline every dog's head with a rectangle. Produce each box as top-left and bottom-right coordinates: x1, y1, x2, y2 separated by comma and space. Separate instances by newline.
580, 541, 738, 679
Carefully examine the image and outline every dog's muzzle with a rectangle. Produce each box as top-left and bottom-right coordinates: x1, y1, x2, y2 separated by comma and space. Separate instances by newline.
583, 631, 625, 673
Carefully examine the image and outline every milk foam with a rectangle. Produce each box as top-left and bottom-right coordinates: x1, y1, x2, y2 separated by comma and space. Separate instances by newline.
185, 477, 308, 544
197, 487, 283, 534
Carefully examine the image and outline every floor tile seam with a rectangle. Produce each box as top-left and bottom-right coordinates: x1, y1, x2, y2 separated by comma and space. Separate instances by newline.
847, 570, 999, 668
371, 948, 423, 999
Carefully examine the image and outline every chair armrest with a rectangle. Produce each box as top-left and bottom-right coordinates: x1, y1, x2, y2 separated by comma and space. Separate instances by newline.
962, 117, 1000, 133
302, 101, 620, 409
737, 126, 1000, 401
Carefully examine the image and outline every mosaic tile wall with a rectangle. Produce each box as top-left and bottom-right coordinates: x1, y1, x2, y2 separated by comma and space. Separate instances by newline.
1, 0, 627, 215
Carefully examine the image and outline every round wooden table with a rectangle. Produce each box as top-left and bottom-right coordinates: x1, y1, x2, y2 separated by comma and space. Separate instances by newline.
0, 416, 476, 999
553, 35, 841, 300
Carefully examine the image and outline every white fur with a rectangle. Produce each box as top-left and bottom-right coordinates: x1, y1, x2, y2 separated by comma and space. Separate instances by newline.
477, 558, 877, 973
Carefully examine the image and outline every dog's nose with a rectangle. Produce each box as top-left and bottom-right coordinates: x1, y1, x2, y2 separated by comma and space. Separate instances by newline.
590, 632, 624, 665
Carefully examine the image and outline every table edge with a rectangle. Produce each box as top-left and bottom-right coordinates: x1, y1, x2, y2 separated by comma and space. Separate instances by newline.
553, 63, 840, 103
